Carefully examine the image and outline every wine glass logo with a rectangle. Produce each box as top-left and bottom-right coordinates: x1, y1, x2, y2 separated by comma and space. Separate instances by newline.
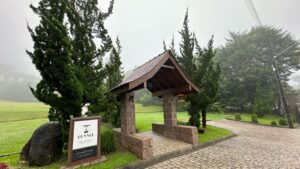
83, 125, 90, 133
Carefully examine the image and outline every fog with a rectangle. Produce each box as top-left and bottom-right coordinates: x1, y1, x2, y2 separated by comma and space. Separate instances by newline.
0, 0, 299, 97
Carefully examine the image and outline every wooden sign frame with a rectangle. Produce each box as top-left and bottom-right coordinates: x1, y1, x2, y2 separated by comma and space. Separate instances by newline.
66, 116, 101, 167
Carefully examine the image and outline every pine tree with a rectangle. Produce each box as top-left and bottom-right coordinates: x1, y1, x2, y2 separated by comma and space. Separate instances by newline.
166, 10, 221, 129
163, 40, 167, 51
163, 35, 178, 57
66, 0, 114, 113
27, 0, 115, 142
176, 9, 200, 128
105, 37, 124, 127
193, 36, 221, 128
177, 9, 196, 77
170, 36, 178, 58
27, 0, 83, 141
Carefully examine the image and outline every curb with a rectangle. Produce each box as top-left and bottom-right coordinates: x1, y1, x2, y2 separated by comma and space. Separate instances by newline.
118, 133, 237, 169
225, 118, 292, 128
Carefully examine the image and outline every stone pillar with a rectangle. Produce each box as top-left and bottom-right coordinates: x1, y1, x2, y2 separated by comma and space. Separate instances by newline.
163, 94, 177, 126
120, 92, 136, 135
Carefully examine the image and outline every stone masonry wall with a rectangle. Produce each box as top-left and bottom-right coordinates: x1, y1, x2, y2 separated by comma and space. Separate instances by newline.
152, 123, 198, 145
113, 128, 153, 160
163, 94, 177, 126
120, 92, 136, 135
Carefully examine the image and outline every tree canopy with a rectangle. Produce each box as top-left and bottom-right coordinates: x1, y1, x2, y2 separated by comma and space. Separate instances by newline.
27, 0, 114, 141
216, 26, 300, 114
165, 9, 221, 128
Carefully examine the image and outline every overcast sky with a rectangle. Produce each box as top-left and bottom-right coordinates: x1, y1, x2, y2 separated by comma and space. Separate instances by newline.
0, 0, 299, 86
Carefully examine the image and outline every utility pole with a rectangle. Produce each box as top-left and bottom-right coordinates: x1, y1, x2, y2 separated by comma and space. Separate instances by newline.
272, 60, 294, 128
244, 0, 296, 128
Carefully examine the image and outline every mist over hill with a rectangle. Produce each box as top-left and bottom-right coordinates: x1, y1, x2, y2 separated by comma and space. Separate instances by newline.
0, 63, 40, 102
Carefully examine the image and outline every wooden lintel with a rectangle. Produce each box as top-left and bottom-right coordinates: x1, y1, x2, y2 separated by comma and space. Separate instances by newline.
161, 64, 175, 69
152, 85, 192, 97
111, 84, 130, 95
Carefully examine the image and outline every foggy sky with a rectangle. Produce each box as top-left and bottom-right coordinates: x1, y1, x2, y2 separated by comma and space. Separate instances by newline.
1, 0, 300, 82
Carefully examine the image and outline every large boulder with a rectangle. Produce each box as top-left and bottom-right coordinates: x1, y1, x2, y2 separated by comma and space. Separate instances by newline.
20, 122, 63, 166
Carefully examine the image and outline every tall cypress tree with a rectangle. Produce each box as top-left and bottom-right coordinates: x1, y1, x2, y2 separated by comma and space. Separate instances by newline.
27, 0, 114, 142
27, 0, 83, 140
66, 0, 114, 113
177, 9, 196, 77
193, 36, 221, 128
176, 9, 200, 128
106, 37, 124, 127
166, 10, 221, 129
107, 37, 123, 89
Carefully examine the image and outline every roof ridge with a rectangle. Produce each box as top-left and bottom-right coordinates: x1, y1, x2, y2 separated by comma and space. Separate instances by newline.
130, 50, 169, 72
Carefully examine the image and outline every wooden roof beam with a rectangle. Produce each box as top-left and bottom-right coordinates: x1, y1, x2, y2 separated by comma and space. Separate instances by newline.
111, 84, 130, 95
152, 85, 192, 97
161, 64, 175, 69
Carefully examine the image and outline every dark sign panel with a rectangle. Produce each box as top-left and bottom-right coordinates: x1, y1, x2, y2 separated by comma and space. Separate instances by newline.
72, 146, 97, 161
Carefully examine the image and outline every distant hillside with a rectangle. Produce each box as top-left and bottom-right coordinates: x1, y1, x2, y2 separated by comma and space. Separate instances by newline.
0, 63, 40, 102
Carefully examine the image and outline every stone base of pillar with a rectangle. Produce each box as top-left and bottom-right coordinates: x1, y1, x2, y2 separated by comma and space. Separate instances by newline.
113, 128, 153, 160
152, 123, 198, 145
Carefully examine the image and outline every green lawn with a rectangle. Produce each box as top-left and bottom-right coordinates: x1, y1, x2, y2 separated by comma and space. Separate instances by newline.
0, 101, 48, 122
227, 113, 289, 126
136, 112, 231, 132
135, 103, 162, 113
198, 125, 233, 143
0, 101, 233, 168
0, 119, 137, 169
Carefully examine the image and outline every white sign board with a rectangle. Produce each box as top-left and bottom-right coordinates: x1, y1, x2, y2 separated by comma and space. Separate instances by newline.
67, 116, 102, 166
72, 119, 98, 150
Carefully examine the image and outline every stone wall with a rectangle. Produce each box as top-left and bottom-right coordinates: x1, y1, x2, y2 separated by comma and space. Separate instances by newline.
113, 129, 153, 160
152, 123, 198, 145
163, 94, 177, 126
120, 92, 136, 135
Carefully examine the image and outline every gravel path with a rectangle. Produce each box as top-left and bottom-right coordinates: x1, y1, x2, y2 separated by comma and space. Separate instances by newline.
147, 120, 300, 169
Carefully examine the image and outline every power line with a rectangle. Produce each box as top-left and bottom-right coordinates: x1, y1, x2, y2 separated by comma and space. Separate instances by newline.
244, 0, 262, 26
243, 0, 295, 128
274, 41, 298, 59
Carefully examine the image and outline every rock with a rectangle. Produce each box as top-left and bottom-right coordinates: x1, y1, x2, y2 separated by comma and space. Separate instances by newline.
20, 138, 31, 162
20, 122, 63, 166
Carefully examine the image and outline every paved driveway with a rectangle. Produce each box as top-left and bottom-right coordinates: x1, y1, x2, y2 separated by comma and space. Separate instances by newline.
147, 120, 300, 169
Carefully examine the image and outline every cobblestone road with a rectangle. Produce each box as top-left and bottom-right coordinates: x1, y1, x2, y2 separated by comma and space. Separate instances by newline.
147, 120, 300, 169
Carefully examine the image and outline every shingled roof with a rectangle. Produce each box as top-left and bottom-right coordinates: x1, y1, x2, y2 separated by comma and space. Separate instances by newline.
110, 50, 199, 96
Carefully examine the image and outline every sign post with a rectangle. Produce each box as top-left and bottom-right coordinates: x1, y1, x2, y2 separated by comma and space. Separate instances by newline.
63, 116, 105, 168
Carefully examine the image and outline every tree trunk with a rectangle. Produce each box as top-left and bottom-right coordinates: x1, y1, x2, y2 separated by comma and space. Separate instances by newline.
201, 109, 207, 128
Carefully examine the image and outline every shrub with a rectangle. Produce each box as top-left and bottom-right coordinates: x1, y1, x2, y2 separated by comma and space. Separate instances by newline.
251, 114, 258, 123
208, 103, 224, 114
198, 128, 205, 134
101, 131, 116, 154
177, 120, 188, 126
279, 119, 288, 126
0, 163, 8, 169
176, 103, 187, 112
235, 114, 241, 120
270, 121, 277, 126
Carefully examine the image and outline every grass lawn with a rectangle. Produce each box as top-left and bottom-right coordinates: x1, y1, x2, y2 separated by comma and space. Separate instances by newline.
227, 113, 291, 126
0, 101, 48, 122
0, 119, 137, 169
135, 103, 162, 113
198, 125, 233, 144
0, 101, 233, 168
136, 112, 232, 132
